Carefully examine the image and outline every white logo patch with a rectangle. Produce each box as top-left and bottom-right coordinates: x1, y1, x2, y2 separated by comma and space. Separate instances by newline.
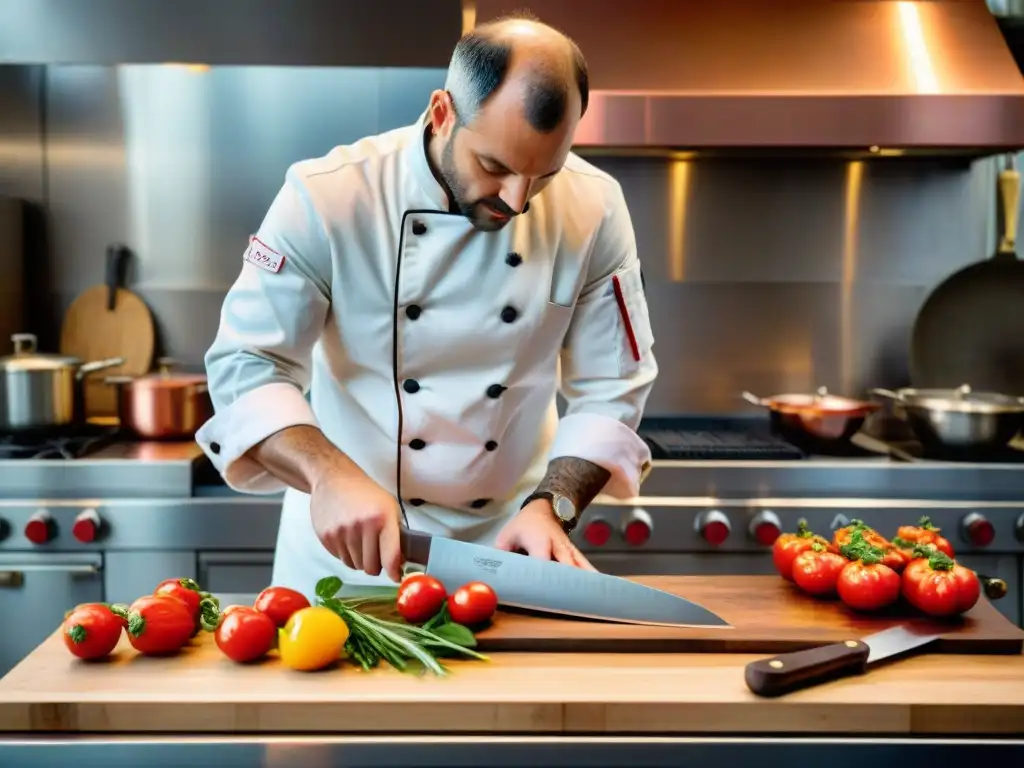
244, 236, 285, 274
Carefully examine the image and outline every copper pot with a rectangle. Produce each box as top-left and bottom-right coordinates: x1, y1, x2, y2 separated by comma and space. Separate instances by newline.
106, 358, 213, 440
742, 386, 880, 447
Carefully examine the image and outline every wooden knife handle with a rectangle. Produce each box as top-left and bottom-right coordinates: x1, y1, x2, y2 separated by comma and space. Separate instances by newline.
745, 640, 870, 697
399, 527, 433, 566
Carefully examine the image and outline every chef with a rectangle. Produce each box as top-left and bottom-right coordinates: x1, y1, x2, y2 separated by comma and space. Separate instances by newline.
195, 14, 658, 598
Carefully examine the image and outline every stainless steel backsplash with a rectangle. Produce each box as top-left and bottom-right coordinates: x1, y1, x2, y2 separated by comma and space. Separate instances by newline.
0, 64, 1006, 413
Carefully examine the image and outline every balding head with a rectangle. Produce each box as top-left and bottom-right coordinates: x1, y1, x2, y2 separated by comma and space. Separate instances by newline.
444, 14, 589, 133
424, 13, 589, 231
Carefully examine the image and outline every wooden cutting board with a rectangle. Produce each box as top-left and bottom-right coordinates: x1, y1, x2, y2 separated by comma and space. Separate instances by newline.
473, 575, 1024, 654
60, 243, 155, 416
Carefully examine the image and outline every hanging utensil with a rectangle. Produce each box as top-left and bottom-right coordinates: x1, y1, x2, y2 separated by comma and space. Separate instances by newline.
910, 155, 1024, 395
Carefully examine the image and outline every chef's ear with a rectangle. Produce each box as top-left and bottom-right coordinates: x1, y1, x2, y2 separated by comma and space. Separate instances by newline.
427, 90, 458, 137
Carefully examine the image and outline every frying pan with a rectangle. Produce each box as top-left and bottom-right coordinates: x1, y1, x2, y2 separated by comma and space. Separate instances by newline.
910, 156, 1024, 395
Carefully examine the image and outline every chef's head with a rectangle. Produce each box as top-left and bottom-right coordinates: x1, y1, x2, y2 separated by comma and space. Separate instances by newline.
426, 14, 589, 231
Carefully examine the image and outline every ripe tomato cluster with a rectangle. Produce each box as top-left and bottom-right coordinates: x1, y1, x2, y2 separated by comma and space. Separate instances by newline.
772, 516, 980, 617
397, 574, 498, 627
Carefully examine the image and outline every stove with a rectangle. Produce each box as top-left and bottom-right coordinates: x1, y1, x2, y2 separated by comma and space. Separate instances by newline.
0, 425, 123, 461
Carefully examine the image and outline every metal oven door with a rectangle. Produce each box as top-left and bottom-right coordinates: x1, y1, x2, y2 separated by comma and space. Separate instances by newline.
0, 552, 104, 678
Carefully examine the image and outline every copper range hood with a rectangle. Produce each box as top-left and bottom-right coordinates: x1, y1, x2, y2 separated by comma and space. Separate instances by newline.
472, 0, 1024, 156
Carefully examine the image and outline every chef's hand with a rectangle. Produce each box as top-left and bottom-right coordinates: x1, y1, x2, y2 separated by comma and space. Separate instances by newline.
494, 500, 597, 570
309, 475, 404, 583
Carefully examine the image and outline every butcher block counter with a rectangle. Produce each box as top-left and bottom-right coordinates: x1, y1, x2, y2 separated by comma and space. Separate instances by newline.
2, 576, 1024, 744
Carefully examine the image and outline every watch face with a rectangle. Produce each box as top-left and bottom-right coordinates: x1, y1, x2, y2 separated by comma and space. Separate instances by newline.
553, 495, 576, 522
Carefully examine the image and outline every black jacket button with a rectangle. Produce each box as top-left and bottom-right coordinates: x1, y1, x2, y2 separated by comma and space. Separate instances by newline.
409, 438, 427, 450
210, 442, 221, 455
505, 252, 522, 267
486, 383, 506, 399
409, 498, 425, 506
470, 498, 491, 509
405, 304, 422, 320
403, 379, 420, 394
412, 220, 427, 236
485, 440, 498, 451
500, 305, 518, 323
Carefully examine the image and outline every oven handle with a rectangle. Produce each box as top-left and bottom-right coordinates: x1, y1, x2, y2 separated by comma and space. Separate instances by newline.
0, 563, 102, 588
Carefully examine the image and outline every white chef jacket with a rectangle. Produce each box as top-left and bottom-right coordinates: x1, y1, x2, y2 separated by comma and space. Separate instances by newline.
195, 111, 658, 599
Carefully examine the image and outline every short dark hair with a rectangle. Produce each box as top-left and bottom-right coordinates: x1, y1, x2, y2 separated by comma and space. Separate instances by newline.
445, 12, 589, 133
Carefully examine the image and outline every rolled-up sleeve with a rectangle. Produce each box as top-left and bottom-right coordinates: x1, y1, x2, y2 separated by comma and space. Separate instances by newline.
548, 181, 658, 498
195, 165, 332, 494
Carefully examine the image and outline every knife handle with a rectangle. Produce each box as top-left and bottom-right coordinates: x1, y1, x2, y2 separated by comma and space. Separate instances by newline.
745, 640, 870, 697
398, 526, 433, 566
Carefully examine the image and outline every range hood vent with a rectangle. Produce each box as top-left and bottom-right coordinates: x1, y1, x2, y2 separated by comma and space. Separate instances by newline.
0, 0, 463, 67
474, 0, 1024, 156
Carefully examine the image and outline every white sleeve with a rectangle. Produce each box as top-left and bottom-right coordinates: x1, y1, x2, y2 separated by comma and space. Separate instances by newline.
548, 181, 658, 498
195, 165, 332, 494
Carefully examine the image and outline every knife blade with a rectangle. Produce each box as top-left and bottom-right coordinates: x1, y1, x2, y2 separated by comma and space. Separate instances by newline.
744, 624, 943, 697
399, 527, 730, 628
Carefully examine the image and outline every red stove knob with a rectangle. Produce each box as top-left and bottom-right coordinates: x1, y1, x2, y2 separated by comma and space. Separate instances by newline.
24, 510, 54, 545
696, 510, 731, 547
961, 512, 995, 548
749, 510, 782, 546
582, 518, 612, 547
621, 508, 653, 547
72, 508, 103, 544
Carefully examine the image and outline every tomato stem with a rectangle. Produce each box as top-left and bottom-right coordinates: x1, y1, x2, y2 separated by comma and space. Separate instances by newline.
795, 518, 814, 539
839, 528, 884, 566
917, 515, 940, 532
925, 549, 956, 571
67, 624, 87, 644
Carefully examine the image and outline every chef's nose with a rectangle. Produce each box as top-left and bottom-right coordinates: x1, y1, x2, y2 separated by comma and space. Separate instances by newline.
502, 177, 532, 215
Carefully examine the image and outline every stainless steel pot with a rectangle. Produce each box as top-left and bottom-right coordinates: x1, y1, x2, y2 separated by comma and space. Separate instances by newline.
0, 333, 124, 431
870, 384, 1024, 451
742, 386, 880, 449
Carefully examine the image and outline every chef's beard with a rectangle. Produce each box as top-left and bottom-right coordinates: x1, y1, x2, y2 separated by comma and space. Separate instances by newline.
440, 131, 516, 232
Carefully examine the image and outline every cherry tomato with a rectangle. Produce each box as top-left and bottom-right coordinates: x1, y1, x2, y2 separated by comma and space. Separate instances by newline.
63, 604, 124, 660
65, 602, 128, 630
396, 574, 447, 624
126, 594, 195, 655
254, 586, 311, 628
878, 546, 911, 573
447, 581, 498, 625
215, 606, 277, 663
837, 560, 901, 612
791, 547, 847, 596
154, 578, 201, 620
772, 520, 835, 582
901, 552, 980, 617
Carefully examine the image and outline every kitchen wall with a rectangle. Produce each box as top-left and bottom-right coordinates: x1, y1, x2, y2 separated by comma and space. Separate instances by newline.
0, 64, 1003, 414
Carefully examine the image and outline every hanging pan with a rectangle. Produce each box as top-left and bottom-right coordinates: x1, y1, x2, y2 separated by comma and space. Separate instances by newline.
910, 156, 1024, 395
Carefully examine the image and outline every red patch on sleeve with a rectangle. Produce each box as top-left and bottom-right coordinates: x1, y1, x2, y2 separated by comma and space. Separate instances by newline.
612, 275, 641, 362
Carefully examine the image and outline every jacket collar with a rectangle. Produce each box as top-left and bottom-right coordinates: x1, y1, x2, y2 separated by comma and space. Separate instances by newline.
403, 110, 454, 213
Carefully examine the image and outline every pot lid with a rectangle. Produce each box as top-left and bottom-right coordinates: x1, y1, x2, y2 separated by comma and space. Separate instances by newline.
0, 333, 81, 372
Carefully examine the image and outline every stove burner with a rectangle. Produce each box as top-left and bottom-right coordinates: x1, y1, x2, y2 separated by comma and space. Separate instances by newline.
0, 426, 123, 460
640, 416, 805, 460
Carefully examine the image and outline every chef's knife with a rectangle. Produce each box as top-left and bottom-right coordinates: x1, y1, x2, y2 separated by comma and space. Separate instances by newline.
744, 624, 942, 697
399, 527, 730, 628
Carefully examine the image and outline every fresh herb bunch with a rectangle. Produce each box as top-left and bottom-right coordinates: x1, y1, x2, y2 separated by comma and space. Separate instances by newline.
314, 576, 488, 676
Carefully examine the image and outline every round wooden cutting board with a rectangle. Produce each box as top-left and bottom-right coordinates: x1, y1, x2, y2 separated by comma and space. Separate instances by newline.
59, 244, 155, 417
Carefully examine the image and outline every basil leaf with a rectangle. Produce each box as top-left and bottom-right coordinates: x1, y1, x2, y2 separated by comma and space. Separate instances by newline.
315, 576, 343, 600
431, 622, 477, 648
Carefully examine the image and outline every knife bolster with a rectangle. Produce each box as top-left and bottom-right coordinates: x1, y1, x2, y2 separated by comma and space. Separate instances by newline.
399, 527, 433, 566
745, 640, 871, 697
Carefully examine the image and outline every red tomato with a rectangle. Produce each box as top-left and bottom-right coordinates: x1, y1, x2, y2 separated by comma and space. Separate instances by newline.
215, 606, 277, 663
154, 578, 201, 619
254, 586, 311, 628
878, 546, 911, 573
901, 552, 980, 617
837, 560, 901, 612
772, 520, 835, 581
126, 594, 195, 655
63, 604, 124, 660
66, 602, 128, 630
396, 574, 447, 624
833, 520, 891, 554
791, 547, 847, 596
447, 581, 498, 625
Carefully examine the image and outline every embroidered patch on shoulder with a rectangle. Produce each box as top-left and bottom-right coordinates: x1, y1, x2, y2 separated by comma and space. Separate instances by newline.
244, 236, 285, 274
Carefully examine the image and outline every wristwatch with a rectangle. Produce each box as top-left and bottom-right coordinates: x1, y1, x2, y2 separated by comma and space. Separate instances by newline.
520, 491, 579, 534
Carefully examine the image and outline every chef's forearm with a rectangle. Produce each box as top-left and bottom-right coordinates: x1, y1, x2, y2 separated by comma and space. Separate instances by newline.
245, 425, 369, 494
534, 457, 611, 512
